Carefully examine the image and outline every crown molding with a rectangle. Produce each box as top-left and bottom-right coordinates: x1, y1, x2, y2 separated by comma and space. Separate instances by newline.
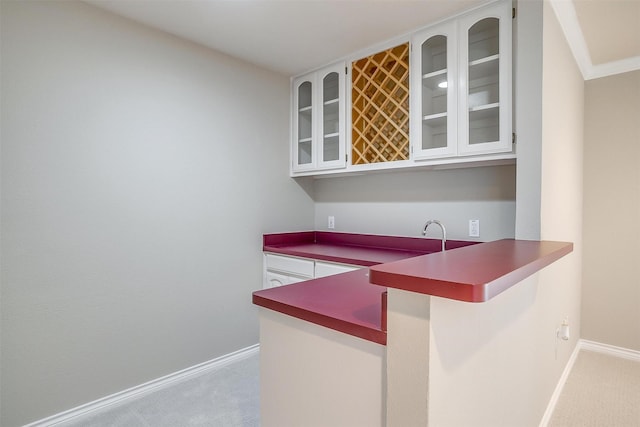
587, 55, 640, 80
549, 0, 640, 80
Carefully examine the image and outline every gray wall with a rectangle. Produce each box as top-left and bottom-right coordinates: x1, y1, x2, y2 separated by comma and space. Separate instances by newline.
2, 0, 618, 425
0, 2, 314, 425
312, 166, 517, 241
513, 0, 543, 240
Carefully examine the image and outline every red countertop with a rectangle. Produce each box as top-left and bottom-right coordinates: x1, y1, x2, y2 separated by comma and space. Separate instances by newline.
253, 232, 573, 345
263, 231, 475, 266
253, 269, 388, 345
257, 231, 470, 345
369, 239, 573, 302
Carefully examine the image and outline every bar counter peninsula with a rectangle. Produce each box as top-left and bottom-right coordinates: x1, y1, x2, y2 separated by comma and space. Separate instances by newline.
253, 232, 573, 426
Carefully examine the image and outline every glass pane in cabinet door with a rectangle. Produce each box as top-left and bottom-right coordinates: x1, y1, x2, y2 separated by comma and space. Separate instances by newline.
421, 35, 448, 150
468, 18, 500, 145
322, 72, 340, 162
468, 18, 499, 62
468, 108, 499, 144
298, 81, 313, 164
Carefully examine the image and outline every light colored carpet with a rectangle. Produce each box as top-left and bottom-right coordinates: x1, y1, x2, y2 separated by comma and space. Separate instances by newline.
57, 352, 260, 427
55, 348, 638, 426
549, 350, 640, 427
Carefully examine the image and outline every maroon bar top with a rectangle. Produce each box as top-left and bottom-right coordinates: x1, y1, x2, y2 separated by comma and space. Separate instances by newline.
253, 269, 387, 345
369, 239, 573, 302
263, 231, 475, 266
256, 231, 478, 345
254, 232, 573, 346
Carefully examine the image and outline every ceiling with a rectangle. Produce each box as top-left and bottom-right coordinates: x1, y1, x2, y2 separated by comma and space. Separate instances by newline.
86, 0, 640, 79
551, 0, 640, 79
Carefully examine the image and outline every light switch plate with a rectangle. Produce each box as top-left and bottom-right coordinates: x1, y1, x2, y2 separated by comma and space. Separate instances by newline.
328, 216, 335, 229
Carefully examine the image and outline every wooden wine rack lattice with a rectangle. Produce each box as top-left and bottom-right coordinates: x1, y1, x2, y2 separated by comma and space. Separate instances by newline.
351, 43, 410, 164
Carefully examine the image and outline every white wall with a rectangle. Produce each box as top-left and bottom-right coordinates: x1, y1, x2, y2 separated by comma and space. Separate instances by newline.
581, 71, 640, 351
259, 309, 385, 427
427, 274, 549, 425
313, 165, 517, 241
0, 2, 314, 426
315, 2, 584, 425
534, 0, 584, 416
419, 1, 585, 425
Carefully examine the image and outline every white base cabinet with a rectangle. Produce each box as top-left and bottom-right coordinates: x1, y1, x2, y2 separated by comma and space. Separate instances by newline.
263, 253, 360, 289
264, 270, 307, 289
314, 261, 360, 278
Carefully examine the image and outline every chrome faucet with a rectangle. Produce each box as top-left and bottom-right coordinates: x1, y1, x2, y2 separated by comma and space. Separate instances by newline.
422, 219, 446, 252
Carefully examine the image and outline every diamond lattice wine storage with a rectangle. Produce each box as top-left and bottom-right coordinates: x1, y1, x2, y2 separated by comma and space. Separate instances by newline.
351, 43, 410, 166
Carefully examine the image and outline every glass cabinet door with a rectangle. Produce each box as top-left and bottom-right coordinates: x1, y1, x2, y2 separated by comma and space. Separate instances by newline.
411, 22, 457, 159
293, 79, 314, 171
291, 63, 345, 173
459, 4, 511, 155
322, 72, 340, 162
318, 64, 346, 169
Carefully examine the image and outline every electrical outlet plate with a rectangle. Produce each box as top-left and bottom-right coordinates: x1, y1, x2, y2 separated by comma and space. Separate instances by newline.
328, 216, 335, 229
469, 219, 480, 237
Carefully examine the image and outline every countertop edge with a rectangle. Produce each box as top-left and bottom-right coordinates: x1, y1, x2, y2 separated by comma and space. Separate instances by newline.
263, 231, 478, 267
255, 234, 574, 347
253, 293, 387, 345
369, 239, 574, 302
480, 241, 574, 301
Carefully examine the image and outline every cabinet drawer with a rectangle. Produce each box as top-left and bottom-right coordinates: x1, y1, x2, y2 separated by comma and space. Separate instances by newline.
314, 261, 361, 278
264, 271, 310, 289
265, 254, 314, 278
264, 271, 289, 289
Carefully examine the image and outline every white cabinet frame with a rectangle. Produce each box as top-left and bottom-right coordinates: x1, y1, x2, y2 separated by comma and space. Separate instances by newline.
458, 3, 512, 156
411, 21, 459, 160
291, 63, 346, 173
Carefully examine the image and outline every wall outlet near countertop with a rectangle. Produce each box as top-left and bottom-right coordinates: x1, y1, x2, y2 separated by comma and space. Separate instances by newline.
328, 215, 335, 229
469, 219, 480, 237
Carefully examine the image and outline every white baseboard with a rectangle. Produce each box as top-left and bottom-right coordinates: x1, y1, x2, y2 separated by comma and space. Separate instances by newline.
25, 344, 260, 427
580, 339, 640, 362
539, 339, 640, 427
25, 338, 639, 427
539, 340, 581, 427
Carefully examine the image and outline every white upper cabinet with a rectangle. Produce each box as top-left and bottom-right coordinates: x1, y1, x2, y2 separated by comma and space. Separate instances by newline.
411, 21, 458, 160
292, 63, 346, 173
458, 2, 512, 156
412, 0, 512, 161
291, 0, 513, 176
